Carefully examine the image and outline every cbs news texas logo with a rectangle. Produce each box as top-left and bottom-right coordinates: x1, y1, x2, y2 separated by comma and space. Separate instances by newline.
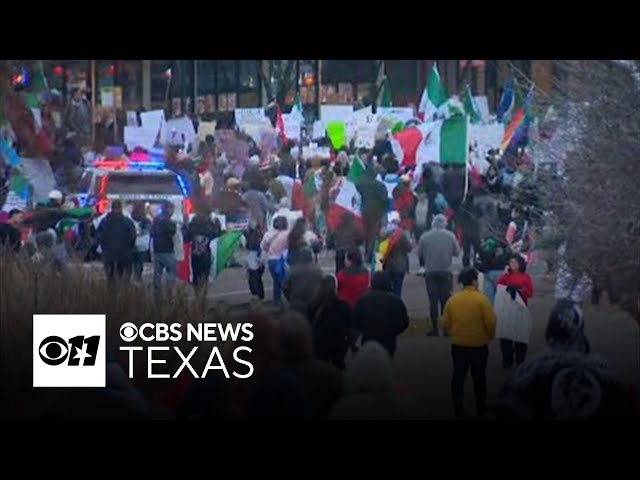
33, 315, 106, 387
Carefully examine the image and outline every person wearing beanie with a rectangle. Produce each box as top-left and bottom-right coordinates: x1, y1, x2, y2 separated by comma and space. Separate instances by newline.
441, 267, 496, 418
494, 299, 637, 419
417, 214, 461, 336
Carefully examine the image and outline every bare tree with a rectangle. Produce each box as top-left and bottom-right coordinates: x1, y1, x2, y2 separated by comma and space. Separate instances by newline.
538, 60, 640, 326
257, 60, 297, 106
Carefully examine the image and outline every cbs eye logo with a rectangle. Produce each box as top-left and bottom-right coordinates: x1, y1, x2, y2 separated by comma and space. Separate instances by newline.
120, 323, 138, 342
39, 335, 101, 366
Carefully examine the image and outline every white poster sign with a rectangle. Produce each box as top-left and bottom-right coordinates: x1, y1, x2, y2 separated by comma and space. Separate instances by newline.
377, 107, 414, 125
235, 108, 266, 127
126, 111, 139, 127
282, 114, 301, 140
162, 116, 197, 147
124, 126, 159, 151
312, 120, 325, 139
140, 110, 165, 136
320, 104, 353, 123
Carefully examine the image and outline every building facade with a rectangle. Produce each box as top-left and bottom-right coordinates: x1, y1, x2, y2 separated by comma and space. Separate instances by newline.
36, 60, 554, 117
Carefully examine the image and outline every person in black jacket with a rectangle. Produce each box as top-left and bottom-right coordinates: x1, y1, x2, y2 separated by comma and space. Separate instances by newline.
352, 271, 410, 357
183, 203, 221, 294
307, 275, 351, 370
96, 200, 136, 286
151, 201, 178, 297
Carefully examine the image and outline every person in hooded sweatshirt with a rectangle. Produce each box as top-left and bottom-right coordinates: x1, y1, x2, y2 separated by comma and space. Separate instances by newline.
283, 246, 324, 316
352, 271, 409, 357
329, 341, 424, 420
96, 200, 136, 286
494, 299, 637, 419
417, 214, 461, 336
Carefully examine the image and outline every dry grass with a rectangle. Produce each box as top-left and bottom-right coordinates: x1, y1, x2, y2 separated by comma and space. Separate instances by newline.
0, 251, 220, 415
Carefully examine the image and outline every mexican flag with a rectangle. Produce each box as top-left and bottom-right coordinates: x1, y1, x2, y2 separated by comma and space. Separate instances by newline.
326, 158, 365, 231
415, 115, 470, 166
463, 85, 482, 124
377, 79, 392, 108
348, 155, 366, 182
291, 93, 304, 123
209, 231, 243, 281
390, 127, 423, 168
418, 63, 449, 120
275, 103, 287, 144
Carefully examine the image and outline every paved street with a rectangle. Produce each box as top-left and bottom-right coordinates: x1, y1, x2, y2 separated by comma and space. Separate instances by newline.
89, 247, 640, 418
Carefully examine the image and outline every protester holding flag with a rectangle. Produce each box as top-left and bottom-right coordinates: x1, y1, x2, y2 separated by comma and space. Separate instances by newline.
495, 254, 534, 369
392, 174, 416, 232
380, 212, 413, 298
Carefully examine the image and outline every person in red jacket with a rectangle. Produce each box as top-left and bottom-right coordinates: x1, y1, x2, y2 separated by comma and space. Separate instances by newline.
337, 248, 370, 308
496, 254, 534, 368
496, 254, 534, 305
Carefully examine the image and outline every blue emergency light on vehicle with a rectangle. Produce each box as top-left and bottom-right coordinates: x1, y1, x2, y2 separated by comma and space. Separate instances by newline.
176, 174, 190, 196
128, 161, 167, 170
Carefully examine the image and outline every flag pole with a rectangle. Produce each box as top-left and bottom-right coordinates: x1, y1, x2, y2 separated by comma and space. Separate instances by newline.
91, 60, 96, 146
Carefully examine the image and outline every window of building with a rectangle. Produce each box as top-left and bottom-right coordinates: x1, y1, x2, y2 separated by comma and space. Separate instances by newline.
150, 60, 173, 104
217, 60, 236, 93
321, 60, 377, 105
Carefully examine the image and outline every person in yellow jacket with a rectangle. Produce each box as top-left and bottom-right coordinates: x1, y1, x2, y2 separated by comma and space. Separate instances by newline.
441, 267, 497, 418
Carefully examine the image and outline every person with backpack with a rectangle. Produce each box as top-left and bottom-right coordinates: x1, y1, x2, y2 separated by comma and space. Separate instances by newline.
183, 203, 221, 294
